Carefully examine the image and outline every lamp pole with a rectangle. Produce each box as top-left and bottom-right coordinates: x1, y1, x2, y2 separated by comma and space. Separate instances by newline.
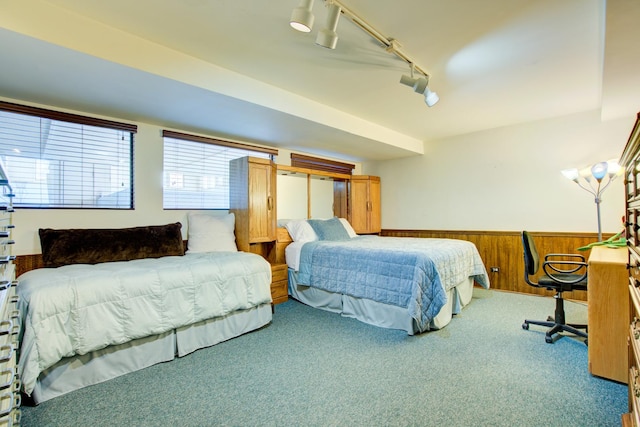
594, 194, 602, 242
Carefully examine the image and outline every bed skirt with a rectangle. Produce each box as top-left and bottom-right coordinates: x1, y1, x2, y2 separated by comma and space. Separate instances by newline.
288, 269, 474, 335
30, 303, 272, 404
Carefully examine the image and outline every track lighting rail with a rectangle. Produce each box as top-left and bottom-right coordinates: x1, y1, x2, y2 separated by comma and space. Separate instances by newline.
290, 0, 439, 107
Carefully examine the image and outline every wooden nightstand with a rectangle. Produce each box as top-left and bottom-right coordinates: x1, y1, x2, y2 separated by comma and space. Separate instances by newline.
271, 263, 288, 305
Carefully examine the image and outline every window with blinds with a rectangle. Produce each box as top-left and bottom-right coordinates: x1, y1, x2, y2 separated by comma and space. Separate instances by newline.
0, 102, 136, 209
162, 131, 276, 210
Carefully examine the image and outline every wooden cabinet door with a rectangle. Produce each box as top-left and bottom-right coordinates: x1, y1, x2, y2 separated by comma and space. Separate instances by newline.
349, 178, 369, 233
248, 160, 276, 243
230, 156, 276, 255
349, 175, 381, 234
368, 177, 381, 233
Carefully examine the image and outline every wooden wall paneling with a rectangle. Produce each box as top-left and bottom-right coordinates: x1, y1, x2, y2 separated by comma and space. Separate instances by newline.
381, 229, 607, 302
16, 228, 605, 303
14, 253, 43, 278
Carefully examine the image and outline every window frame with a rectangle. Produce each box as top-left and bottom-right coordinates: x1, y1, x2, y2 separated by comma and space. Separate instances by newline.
0, 101, 137, 210
162, 130, 278, 210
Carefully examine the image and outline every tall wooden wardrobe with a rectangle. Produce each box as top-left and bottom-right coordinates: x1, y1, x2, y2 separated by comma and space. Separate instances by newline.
229, 156, 289, 305
349, 175, 381, 234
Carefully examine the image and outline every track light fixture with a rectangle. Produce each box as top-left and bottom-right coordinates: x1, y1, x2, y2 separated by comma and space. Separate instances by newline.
424, 88, 440, 107
400, 65, 439, 107
288, 0, 439, 107
315, 2, 341, 49
290, 0, 315, 33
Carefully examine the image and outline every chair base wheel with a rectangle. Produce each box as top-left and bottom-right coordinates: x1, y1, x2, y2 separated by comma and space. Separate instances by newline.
545, 335, 553, 344
522, 323, 529, 330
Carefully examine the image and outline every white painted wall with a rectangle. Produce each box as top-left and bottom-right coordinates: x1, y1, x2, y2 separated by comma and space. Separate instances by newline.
8, 108, 362, 255
11, 123, 212, 254
9, 104, 634, 255
366, 110, 633, 234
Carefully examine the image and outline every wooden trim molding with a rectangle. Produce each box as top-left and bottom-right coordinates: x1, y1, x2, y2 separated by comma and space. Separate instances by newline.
290, 153, 354, 175
0, 100, 138, 133
162, 130, 278, 156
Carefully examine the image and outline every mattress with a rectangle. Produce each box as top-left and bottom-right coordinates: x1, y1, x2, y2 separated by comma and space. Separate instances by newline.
17, 251, 272, 398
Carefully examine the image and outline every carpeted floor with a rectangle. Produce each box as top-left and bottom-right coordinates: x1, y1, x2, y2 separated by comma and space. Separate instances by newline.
21, 289, 627, 427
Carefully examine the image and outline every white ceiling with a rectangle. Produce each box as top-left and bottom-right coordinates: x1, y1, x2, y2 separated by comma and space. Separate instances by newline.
0, 0, 638, 162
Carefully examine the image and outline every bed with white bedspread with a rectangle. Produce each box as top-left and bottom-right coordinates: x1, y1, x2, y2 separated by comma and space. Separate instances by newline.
283, 218, 490, 334
17, 218, 272, 404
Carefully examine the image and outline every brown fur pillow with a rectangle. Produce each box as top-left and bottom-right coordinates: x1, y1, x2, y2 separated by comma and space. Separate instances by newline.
39, 223, 185, 268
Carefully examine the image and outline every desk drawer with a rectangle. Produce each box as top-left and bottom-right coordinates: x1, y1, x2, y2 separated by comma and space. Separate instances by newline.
270, 264, 288, 305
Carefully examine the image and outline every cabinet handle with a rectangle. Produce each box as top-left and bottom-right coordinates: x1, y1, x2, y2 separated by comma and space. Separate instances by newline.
634, 317, 640, 340
0, 345, 13, 363
634, 367, 640, 398
0, 368, 14, 390
0, 256, 15, 265
267, 196, 273, 211
0, 321, 11, 337
0, 391, 18, 418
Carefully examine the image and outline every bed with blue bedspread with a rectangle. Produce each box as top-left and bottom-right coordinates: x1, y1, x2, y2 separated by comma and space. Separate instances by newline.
283, 218, 490, 335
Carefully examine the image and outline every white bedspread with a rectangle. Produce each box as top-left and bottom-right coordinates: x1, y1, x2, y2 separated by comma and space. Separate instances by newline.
17, 252, 272, 397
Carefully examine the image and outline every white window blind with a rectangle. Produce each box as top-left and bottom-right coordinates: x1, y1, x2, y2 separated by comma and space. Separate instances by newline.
0, 102, 136, 209
163, 131, 276, 209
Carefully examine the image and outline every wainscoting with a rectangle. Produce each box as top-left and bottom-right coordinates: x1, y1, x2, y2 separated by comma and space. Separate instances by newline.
14, 253, 43, 278
15, 230, 609, 302
381, 229, 612, 302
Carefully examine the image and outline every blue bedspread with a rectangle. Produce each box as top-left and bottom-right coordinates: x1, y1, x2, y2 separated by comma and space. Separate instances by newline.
297, 236, 490, 332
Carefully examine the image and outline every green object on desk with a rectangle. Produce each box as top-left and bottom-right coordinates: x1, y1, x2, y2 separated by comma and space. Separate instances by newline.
577, 231, 627, 251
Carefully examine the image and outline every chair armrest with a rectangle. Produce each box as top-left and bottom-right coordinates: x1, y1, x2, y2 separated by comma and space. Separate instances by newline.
545, 253, 586, 262
543, 260, 588, 284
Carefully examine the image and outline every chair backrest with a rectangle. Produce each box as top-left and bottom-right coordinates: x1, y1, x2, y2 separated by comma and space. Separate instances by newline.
522, 231, 540, 277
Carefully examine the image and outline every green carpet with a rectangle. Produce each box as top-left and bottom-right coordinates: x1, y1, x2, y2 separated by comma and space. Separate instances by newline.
21, 289, 627, 427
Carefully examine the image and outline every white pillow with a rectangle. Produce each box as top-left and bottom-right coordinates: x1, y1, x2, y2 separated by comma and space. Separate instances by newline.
285, 219, 318, 242
339, 218, 358, 238
186, 213, 237, 253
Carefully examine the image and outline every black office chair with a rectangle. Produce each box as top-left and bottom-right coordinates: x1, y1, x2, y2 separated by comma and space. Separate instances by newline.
521, 231, 588, 344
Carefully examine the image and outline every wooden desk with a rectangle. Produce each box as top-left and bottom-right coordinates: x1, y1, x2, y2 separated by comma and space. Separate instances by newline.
587, 246, 628, 384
